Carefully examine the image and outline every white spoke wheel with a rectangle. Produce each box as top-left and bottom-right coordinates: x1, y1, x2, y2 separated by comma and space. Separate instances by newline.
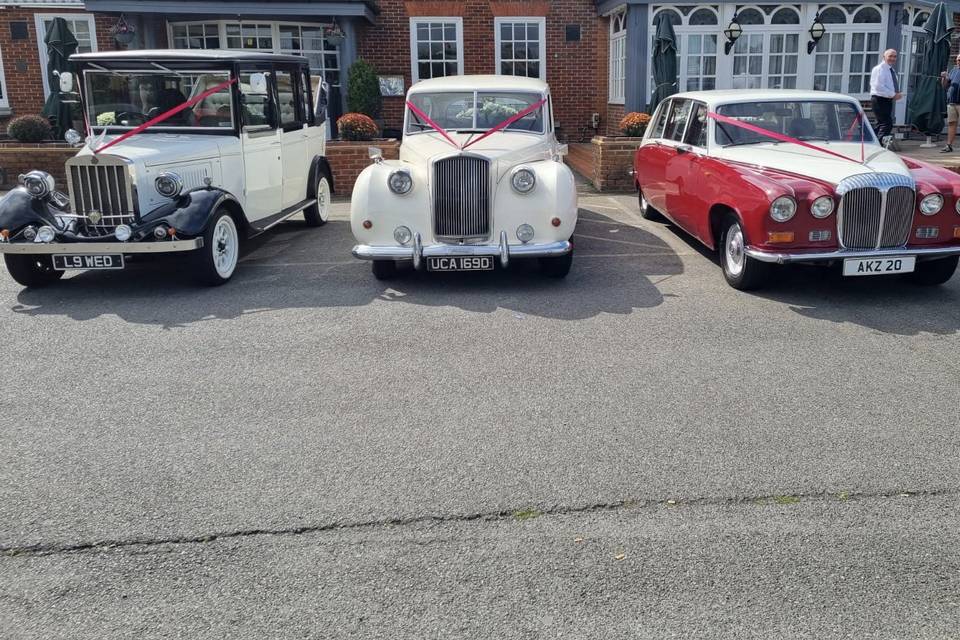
719, 216, 770, 291
304, 167, 332, 227
194, 208, 240, 286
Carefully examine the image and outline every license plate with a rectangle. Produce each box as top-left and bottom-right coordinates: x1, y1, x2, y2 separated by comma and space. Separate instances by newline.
52, 254, 124, 270
842, 256, 915, 276
426, 256, 494, 272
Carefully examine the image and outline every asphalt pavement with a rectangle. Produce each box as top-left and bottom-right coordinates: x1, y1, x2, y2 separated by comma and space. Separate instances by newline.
2, 193, 959, 638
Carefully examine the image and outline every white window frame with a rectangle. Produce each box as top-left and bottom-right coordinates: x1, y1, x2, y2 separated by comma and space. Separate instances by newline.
608, 8, 627, 104
35, 13, 98, 98
409, 17, 464, 84
810, 5, 885, 99
494, 16, 546, 81
0, 45, 9, 111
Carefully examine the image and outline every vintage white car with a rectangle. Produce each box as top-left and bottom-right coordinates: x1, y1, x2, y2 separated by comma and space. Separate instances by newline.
0, 50, 333, 287
350, 75, 577, 279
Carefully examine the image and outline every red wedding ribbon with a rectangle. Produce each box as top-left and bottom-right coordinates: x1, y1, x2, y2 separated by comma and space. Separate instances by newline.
94, 76, 238, 154
405, 97, 548, 151
708, 111, 865, 165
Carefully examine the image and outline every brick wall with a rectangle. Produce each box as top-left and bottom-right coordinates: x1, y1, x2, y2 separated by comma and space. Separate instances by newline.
356, 0, 607, 142
326, 139, 401, 195
590, 135, 641, 192
0, 142, 75, 189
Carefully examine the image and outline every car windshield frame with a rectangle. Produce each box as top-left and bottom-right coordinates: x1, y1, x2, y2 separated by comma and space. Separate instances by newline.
712, 99, 877, 148
405, 89, 548, 136
83, 68, 237, 134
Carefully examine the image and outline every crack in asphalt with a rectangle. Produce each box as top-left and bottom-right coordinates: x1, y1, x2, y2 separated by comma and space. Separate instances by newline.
2, 487, 955, 558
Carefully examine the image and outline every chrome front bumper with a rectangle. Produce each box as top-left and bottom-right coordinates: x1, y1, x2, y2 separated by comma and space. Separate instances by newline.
0, 239, 203, 255
745, 245, 960, 265
352, 231, 571, 269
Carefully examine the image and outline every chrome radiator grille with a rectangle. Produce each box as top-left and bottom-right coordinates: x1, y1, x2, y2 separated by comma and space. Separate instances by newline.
836, 173, 916, 250
432, 156, 490, 240
66, 157, 136, 237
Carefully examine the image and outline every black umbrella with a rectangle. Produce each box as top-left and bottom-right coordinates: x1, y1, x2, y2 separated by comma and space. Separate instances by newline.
648, 13, 677, 113
908, 2, 952, 136
41, 17, 79, 139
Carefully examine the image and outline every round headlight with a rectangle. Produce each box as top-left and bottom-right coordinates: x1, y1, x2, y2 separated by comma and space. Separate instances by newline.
155, 172, 184, 199
388, 170, 413, 195
769, 196, 797, 222
37, 225, 56, 243
511, 168, 536, 194
393, 225, 412, 245
115, 224, 132, 242
64, 129, 83, 146
516, 224, 535, 243
19, 171, 54, 199
920, 193, 944, 215
810, 195, 835, 219
22, 226, 37, 241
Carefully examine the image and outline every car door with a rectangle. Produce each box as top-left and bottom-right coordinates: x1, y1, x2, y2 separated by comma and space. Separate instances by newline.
276, 65, 311, 209
636, 99, 673, 214
660, 99, 697, 230
239, 68, 283, 221
668, 101, 711, 236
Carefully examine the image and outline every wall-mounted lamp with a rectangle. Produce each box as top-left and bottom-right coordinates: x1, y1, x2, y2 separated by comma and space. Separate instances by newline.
723, 14, 743, 55
807, 14, 826, 54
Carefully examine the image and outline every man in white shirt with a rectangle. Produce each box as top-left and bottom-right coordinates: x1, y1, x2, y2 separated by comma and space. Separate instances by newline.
869, 49, 903, 142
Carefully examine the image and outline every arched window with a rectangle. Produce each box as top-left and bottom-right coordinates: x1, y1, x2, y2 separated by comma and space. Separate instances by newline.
819, 7, 848, 24
737, 8, 765, 25
771, 8, 800, 25
853, 7, 882, 24
653, 9, 682, 27
689, 8, 718, 26
914, 11, 931, 27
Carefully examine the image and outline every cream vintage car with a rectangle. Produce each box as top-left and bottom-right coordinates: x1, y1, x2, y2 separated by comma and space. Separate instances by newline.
350, 75, 577, 279
0, 50, 333, 287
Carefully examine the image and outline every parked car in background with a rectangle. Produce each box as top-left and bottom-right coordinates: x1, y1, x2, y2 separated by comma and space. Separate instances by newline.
350, 75, 577, 279
0, 50, 333, 287
634, 90, 960, 290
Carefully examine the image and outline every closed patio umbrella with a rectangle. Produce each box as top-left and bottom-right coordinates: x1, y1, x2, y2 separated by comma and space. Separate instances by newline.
648, 13, 677, 113
908, 2, 952, 137
41, 17, 78, 139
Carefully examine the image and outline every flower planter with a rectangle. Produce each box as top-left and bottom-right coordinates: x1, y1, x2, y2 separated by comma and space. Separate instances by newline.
325, 138, 400, 196
589, 135, 644, 192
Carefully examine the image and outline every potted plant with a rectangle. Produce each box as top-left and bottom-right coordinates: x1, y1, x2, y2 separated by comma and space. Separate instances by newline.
619, 112, 652, 138
337, 113, 379, 141
7, 115, 52, 142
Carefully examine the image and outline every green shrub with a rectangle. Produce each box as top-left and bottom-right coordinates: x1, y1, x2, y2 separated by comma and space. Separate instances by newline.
346, 59, 382, 120
7, 115, 52, 142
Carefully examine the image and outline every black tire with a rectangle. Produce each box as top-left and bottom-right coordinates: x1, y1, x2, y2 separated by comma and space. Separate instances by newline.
638, 187, 664, 221
371, 260, 398, 280
3, 254, 64, 288
909, 255, 959, 286
719, 216, 771, 291
303, 166, 332, 227
193, 208, 240, 286
540, 240, 574, 278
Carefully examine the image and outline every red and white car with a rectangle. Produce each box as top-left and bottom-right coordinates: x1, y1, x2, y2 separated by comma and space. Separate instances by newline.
634, 90, 960, 290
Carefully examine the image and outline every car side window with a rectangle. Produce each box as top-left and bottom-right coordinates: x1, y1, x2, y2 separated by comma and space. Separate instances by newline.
239, 70, 276, 129
684, 103, 708, 148
664, 99, 692, 142
301, 71, 314, 126
650, 100, 670, 139
275, 69, 302, 131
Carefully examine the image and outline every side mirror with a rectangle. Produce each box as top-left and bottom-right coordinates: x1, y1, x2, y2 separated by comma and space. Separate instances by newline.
368, 146, 383, 164
249, 73, 268, 94
314, 81, 329, 125
57, 71, 74, 93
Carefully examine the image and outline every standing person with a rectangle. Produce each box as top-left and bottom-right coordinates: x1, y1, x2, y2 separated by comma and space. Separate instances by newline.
870, 49, 903, 143
941, 54, 960, 152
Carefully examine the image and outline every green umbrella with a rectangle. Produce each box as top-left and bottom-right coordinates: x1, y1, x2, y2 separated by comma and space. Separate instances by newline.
41, 17, 79, 139
648, 13, 677, 113
908, 2, 953, 136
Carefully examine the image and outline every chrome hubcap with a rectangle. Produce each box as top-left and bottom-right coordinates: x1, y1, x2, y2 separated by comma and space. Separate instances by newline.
318, 178, 330, 221
725, 223, 745, 277
213, 217, 238, 278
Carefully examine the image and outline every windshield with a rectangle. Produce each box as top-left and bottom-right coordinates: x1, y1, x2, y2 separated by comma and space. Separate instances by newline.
406, 91, 545, 135
714, 100, 875, 146
85, 71, 234, 130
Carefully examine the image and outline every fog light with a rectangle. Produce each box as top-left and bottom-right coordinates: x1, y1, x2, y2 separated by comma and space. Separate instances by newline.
153, 226, 167, 239
362, 220, 372, 230
809, 230, 832, 242
916, 226, 939, 239
767, 231, 795, 243
22, 226, 37, 241
516, 224, 535, 243
114, 224, 132, 242
37, 225, 56, 243
551, 217, 561, 227
393, 225, 412, 245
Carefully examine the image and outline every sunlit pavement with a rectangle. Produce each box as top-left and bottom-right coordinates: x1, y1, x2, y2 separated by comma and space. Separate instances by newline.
1, 193, 958, 639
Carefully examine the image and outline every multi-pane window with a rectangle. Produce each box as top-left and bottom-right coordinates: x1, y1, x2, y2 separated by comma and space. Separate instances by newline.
814, 32, 847, 93
847, 31, 882, 94
171, 22, 220, 49
226, 23, 273, 50
608, 10, 626, 103
812, 5, 884, 97
279, 24, 340, 88
684, 34, 717, 90
732, 33, 764, 89
495, 18, 545, 80
768, 33, 799, 89
36, 14, 97, 97
410, 19, 462, 83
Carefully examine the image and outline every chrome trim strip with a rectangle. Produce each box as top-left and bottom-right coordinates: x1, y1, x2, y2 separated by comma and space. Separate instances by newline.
745, 245, 960, 264
352, 240, 572, 262
0, 239, 202, 255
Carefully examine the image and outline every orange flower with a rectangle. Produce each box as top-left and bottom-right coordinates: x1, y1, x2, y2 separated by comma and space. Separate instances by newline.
337, 113, 380, 141
620, 112, 652, 137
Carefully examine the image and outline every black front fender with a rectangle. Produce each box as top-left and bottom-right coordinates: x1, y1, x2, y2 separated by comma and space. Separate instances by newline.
0, 189, 60, 233
139, 188, 244, 237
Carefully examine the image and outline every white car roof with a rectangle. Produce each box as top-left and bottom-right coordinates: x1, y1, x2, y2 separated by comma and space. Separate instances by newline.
668, 89, 862, 107
409, 74, 549, 95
